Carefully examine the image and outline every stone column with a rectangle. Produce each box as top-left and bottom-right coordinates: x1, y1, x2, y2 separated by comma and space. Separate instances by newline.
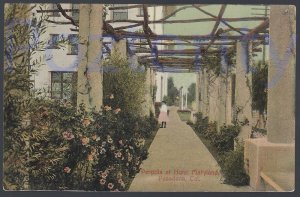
202, 68, 209, 117
217, 55, 228, 129
77, 4, 103, 112
195, 71, 200, 112
235, 41, 252, 140
208, 71, 219, 123
149, 68, 155, 113
221, 53, 233, 125
225, 71, 233, 125
244, 6, 295, 191
142, 67, 152, 116
267, 5, 296, 143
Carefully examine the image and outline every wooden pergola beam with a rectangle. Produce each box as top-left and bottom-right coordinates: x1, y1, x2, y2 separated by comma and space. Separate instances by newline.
56, 3, 79, 27
192, 4, 245, 35
114, 5, 207, 30
131, 41, 236, 46
133, 48, 221, 54
142, 5, 153, 49
117, 32, 267, 41
105, 17, 268, 24
205, 5, 227, 51
242, 18, 269, 40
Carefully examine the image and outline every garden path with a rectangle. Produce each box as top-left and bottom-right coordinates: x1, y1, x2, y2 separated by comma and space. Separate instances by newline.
129, 106, 253, 192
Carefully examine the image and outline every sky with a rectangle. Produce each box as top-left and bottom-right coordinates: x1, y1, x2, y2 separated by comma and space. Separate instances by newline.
168, 73, 196, 92
159, 5, 269, 91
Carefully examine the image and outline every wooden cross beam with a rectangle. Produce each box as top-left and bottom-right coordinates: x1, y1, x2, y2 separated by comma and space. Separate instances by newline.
109, 32, 267, 41
142, 5, 153, 49
130, 41, 237, 46
56, 3, 78, 27
106, 17, 268, 24
192, 5, 245, 35
205, 5, 227, 51
242, 19, 269, 40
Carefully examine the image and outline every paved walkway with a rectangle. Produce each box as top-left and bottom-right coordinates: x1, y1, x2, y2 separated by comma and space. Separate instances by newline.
129, 106, 253, 192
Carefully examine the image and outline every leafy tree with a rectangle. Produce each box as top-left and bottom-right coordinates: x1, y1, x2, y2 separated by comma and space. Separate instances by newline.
187, 83, 196, 106
166, 77, 179, 105
103, 53, 146, 115
4, 3, 47, 190
252, 61, 268, 114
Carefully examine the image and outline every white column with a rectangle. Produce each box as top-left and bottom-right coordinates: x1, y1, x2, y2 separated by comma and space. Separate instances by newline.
244, 6, 296, 191
202, 68, 209, 117
208, 71, 219, 123
181, 89, 184, 110
267, 5, 295, 143
142, 67, 152, 116
185, 91, 188, 109
196, 71, 201, 112
77, 4, 103, 112
235, 41, 252, 140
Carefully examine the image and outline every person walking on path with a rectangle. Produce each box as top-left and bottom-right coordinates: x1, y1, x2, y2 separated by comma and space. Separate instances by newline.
158, 101, 169, 128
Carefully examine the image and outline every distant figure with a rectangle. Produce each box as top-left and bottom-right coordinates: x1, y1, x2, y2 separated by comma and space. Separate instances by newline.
158, 101, 169, 128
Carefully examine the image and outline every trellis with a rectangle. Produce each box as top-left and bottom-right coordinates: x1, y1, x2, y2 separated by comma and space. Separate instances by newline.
37, 4, 269, 72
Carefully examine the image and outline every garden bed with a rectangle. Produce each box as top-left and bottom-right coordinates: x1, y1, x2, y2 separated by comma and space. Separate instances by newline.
177, 110, 191, 122
189, 112, 250, 186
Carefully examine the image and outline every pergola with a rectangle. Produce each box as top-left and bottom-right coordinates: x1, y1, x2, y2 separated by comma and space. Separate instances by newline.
37, 4, 295, 191
37, 4, 269, 72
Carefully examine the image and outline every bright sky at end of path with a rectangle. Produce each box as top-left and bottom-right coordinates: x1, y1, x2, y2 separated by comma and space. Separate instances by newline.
168, 73, 196, 92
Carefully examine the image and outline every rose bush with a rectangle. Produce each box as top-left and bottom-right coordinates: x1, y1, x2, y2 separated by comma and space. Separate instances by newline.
22, 98, 157, 191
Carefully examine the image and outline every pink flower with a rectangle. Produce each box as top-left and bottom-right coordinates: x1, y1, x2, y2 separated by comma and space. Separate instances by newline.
114, 151, 122, 158
107, 183, 114, 190
81, 117, 91, 127
104, 105, 112, 111
92, 134, 97, 141
114, 108, 121, 114
101, 172, 108, 179
118, 179, 123, 184
64, 167, 71, 173
87, 154, 93, 161
62, 131, 74, 140
81, 137, 90, 146
99, 179, 106, 185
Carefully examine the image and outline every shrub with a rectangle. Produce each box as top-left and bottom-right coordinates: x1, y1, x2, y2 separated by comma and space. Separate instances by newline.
103, 54, 146, 115
220, 140, 250, 186
5, 97, 158, 191
213, 125, 240, 152
194, 112, 209, 134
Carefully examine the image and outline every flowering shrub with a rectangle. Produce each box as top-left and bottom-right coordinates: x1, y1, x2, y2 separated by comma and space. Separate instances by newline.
11, 97, 157, 191
219, 140, 250, 186
192, 113, 248, 186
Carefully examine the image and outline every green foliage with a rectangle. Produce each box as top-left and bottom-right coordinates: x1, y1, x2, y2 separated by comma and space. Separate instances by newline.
165, 77, 179, 106
252, 61, 268, 114
152, 85, 157, 102
192, 113, 248, 186
213, 125, 240, 152
4, 5, 158, 190
103, 54, 146, 115
177, 110, 191, 122
201, 51, 222, 76
187, 83, 196, 106
4, 4, 47, 190
194, 112, 209, 133
8, 99, 157, 191
220, 140, 250, 186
